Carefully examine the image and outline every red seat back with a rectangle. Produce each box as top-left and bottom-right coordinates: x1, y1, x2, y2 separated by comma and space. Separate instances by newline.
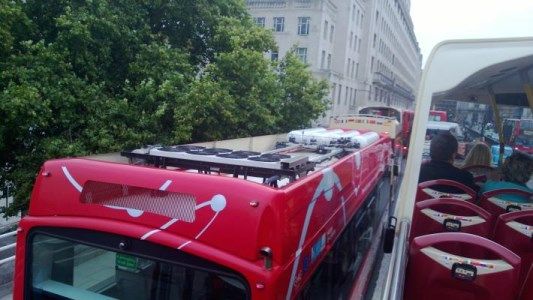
405, 232, 521, 300
493, 210, 533, 298
411, 198, 493, 240
473, 174, 487, 183
417, 179, 477, 203
479, 189, 533, 218
519, 265, 533, 300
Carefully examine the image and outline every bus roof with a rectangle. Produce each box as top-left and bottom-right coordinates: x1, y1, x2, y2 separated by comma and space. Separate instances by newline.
426, 121, 459, 130
429, 38, 533, 107
27, 131, 391, 272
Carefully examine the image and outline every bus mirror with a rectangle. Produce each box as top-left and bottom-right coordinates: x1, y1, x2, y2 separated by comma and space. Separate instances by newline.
383, 216, 397, 253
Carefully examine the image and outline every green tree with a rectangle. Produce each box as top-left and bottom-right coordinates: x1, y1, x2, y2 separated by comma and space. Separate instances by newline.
276, 51, 329, 131
0, 0, 328, 216
177, 17, 282, 141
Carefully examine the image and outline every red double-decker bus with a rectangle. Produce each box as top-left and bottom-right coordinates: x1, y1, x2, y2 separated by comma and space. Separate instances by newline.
428, 110, 448, 122
355, 106, 415, 158
384, 37, 533, 300
503, 118, 533, 154
13, 126, 395, 299
401, 110, 448, 158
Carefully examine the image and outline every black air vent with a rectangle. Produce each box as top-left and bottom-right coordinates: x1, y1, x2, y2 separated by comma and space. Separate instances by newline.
188, 148, 233, 155
217, 151, 261, 159
159, 145, 205, 152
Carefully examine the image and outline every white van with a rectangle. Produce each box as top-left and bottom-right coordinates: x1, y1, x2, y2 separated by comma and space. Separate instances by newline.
423, 121, 465, 158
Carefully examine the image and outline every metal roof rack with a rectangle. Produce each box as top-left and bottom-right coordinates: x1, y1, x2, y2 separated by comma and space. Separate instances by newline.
120, 143, 347, 185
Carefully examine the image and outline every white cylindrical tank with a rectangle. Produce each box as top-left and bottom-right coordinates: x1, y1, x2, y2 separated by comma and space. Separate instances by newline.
287, 128, 327, 143
337, 130, 361, 141
307, 129, 345, 145
352, 132, 380, 148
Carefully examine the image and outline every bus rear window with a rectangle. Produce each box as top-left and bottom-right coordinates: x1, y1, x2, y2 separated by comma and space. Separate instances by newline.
28, 231, 248, 300
428, 115, 441, 122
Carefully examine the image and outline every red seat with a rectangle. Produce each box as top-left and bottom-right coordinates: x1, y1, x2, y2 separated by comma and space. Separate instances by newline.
417, 179, 477, 203
479, 189, 533, 218
404, 232, 521, 300
519, 266, 533, 300
473, 174, 487, 184
411, 198, 493, 240
492, 210, 533, 299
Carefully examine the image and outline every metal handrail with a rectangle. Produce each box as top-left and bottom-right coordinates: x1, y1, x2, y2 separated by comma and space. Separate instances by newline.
382, 219, 410, 300
0, 229, 17, 266
335, 114, 398, 121
0, 230, 17, 239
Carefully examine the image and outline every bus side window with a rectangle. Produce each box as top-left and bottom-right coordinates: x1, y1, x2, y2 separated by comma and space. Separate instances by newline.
296, 182, 384, 300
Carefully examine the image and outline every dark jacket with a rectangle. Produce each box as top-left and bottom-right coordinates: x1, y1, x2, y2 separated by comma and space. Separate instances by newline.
419, 160, 480, 193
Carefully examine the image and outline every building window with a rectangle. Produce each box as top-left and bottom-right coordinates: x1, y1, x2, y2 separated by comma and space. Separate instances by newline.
298, 17, 310, 35
356, 63, 359, 77
358, 38, 361, 52
327, 53, 332, 69
296, 47, 308, 63
338, 84, 342, 105
324, 20, 328, 39
331, 83, 337, 102
345, 86, 349, 105
253, 17, 265, 27
330, 25, 335, 42
354, 35, 358, 50
350, 32, 353, 48
373, 34, 377, 48
351, 61, 355, 78
271, 51, 278, 61
347, 58, 351, 76
321, 50, 326, 69
273, 17, 284, 32
353, 89, 357, 105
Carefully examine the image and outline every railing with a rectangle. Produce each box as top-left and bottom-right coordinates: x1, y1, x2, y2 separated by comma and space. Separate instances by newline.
373, 72, 395, 87
381, 219, 410, 300
246, 0, 287, 8
0, 230, 17, 266
294, 0, 312, 8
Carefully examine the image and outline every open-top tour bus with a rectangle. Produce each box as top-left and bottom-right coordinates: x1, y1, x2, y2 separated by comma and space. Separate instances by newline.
330, 106, 408, 174
382, 37, 533, 300
13, 118, 398, 299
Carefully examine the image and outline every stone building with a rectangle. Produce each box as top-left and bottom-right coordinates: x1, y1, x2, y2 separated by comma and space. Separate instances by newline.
246, 0, 422, 124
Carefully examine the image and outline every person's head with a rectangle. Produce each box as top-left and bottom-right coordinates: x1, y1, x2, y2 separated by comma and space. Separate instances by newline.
430, 132, 458, 163
463, 142, 492, 167
501, 151, 533, 184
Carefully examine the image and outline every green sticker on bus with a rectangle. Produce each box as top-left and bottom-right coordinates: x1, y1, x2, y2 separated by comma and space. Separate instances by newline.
116, 253, 138, 271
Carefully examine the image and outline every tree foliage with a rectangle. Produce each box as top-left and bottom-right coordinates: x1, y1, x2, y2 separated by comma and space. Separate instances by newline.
0, 0, 328, 215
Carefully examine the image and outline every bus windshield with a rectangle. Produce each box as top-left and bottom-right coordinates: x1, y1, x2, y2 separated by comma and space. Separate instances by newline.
29, 230, 248, 300
359, 107, 401, 122
428, 114, 442, 122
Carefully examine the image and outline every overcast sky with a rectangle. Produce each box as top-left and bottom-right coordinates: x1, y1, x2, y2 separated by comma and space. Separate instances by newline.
410, 0, 533, 66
